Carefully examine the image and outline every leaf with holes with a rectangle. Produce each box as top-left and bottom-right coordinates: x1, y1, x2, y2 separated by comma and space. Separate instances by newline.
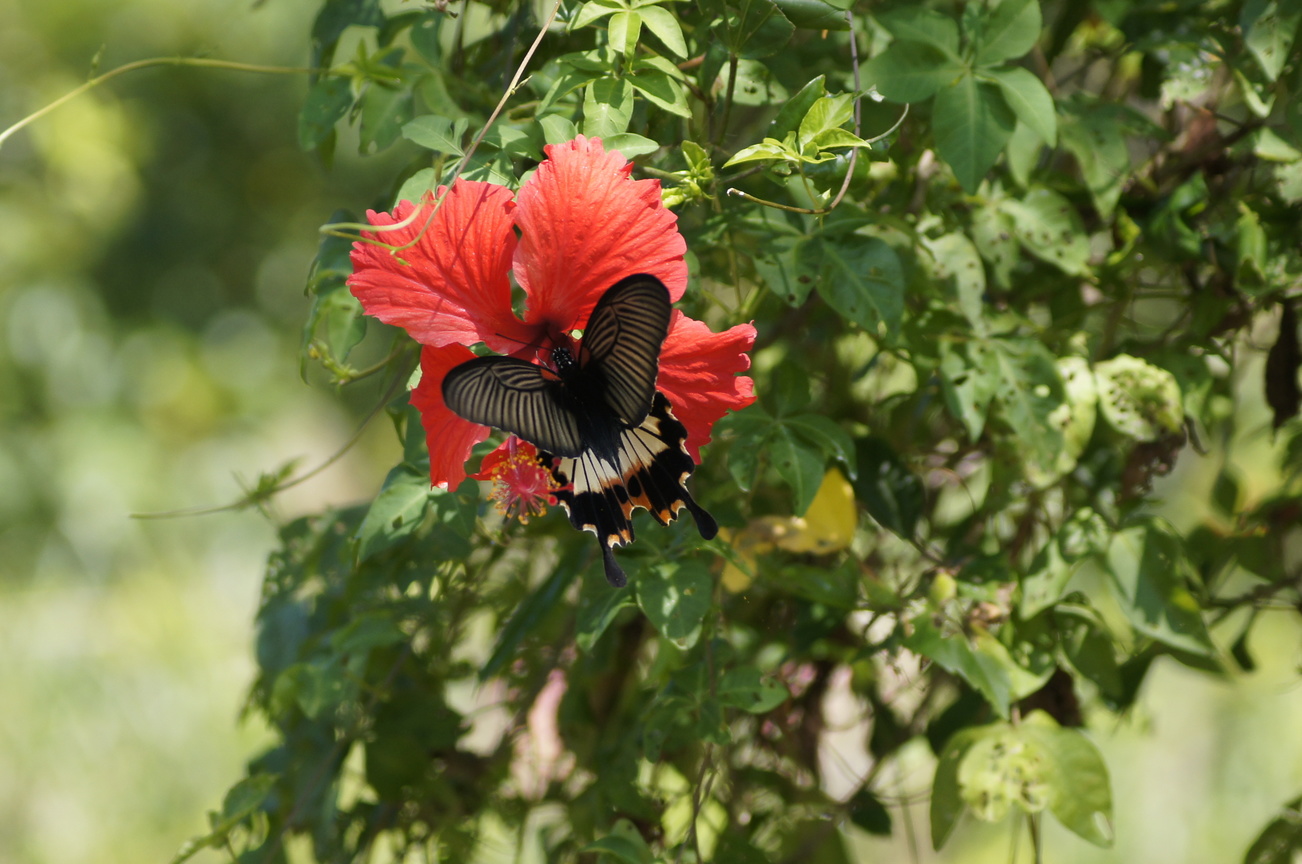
1094, 355, 1184, 441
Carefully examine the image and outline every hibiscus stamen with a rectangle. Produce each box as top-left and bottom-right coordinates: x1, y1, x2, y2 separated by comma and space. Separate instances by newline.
473, 438, 558, 524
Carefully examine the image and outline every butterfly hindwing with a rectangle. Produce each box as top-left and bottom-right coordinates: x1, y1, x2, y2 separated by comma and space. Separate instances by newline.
542, 393, 717, 586
441, 355, 585, 457
579, 274, 672, 427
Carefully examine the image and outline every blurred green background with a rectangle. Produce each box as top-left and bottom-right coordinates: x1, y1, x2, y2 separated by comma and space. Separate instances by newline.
0, 1, 1299, 863
0, 1, 403, 861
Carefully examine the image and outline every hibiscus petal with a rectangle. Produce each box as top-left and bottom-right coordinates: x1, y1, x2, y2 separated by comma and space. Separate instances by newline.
411, 344, 492, 490
657, 312, 758, 459
514, 135, 688, 333
348, 182, 531, 353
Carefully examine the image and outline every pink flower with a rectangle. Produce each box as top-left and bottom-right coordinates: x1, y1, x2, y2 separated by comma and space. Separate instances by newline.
348, 135, 756, 498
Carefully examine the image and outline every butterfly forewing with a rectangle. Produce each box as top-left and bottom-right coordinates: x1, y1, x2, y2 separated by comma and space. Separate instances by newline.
579, 274, 672, 426
442, 356, 585, 456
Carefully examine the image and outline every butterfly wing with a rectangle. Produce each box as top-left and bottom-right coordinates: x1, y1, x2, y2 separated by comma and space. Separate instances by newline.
579, 274, 673, 427
442, 356, 585, 457
543, 393, 717, 587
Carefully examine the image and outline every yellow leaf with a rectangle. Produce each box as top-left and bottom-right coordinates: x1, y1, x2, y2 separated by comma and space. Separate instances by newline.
773, 469, 857, 554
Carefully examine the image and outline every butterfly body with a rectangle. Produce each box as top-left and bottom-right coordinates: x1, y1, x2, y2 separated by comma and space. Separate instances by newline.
544, 345, 627, 467
442, 275, 716, 587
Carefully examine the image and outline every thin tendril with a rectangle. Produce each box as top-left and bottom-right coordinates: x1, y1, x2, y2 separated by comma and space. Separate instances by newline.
0, 57, 333, 152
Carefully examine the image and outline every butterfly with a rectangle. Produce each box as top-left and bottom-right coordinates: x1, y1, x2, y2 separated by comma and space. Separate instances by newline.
442, 274, 717, 587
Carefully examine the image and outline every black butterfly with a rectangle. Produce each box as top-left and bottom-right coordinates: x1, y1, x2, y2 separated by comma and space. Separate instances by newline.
442, 274, 717, 587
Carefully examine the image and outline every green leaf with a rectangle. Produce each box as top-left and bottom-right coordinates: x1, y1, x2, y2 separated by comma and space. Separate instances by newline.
848, 789, 893, 835
1019, 542, 1077, 617
718, 666, 789, 713
583, 77, 635, 139
752, 233, 814, 305
602, 132, 661, 157
638, 5, 688, 56
394, 168, 437, 208
480, 123, 543, 159
1024, 356, 1096, 488
628, 67, 692, 117
866, 40, 965, 103
330, 612, 404, 655
1059, 97, 1141, 218
580, 819, 654, 864
609, 10, 643, 56
1003, 119, 1041, 188
1019, 712, 1115, 847
814, 235, 906, 335
1243, 794, 1302, 864
922, 231, 986, 331
771, 75, 827, 140
1105, 525, 1214, 656
311, 0, 384, 65
852, 437, 924, 539
354, 465, 433, 561
770, 0, 850, 31
989, 337, 1066, 476
974, 0, 1041, 66
798, 93, 855, 151
1094, 354, 1185, 441
939, 337, 999, 440
306, 280, 367, 369
1058, 607, 1124, 700
359, 82, 414, 154
786, 413, 855, 472
171, 774, 277, 863
717, 57, 790, 105
576, 585, 635, 652
905, 616, 1050, 717
480, 564, 575, 680
933, 75, 1015, 193
877, 7, 960, 54
724, 137, 800, 167
986, 66, 1056, 146
274, 659, 352, 719
721, 0, 796, 59
636, 561, 713, 649
539, 113, 579, 144
299, 77, 354, 151
970, 200, 1019, 288
784, 562, 859, 608
770, 422, 826, 514
1242, 0, 1302, 83
401, 114, 467, 155
572, 0, 623, 30
409, 11, 443, 62
999, 187, 1090, 276
931, 726, 991, 849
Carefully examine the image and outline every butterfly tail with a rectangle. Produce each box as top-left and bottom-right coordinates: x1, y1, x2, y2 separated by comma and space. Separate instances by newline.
600, 543, 628, 587
682, 492, 718, 540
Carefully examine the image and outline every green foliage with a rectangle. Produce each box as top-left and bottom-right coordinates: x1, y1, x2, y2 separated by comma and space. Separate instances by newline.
181, 0, 1302, 861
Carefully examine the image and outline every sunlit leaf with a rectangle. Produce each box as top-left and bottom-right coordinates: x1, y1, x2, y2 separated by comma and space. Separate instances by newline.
933, 75, 1015, 192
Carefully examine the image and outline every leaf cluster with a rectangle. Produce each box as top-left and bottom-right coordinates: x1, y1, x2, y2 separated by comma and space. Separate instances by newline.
189, 0, 1302, 861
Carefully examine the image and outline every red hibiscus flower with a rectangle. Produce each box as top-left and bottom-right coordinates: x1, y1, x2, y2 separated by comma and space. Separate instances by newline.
348, 135, 756, 510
